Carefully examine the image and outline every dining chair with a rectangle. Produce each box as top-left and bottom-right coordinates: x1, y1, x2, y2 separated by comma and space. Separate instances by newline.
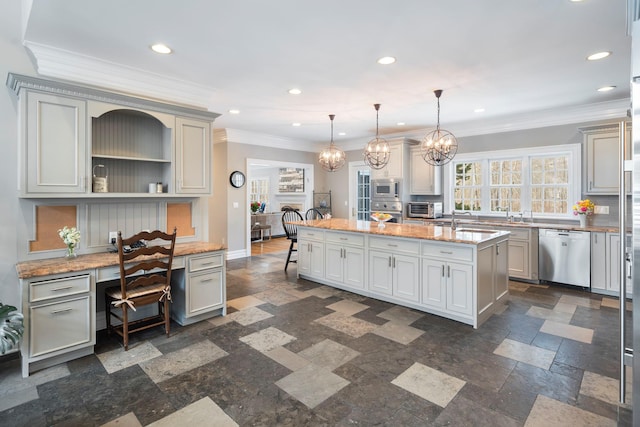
282, 209, 304, 271
105, 228, 177, 350
305, 208, 324, 220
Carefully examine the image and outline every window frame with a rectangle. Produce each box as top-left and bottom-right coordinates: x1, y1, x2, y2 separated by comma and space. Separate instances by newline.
444, 144, 581, 220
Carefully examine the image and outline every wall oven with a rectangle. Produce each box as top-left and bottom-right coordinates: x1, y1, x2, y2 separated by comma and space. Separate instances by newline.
372, 179, 401, 201
370, 200, 403, 223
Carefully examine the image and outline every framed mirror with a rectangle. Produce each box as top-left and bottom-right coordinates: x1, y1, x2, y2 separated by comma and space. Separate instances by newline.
229, 170, 246, 188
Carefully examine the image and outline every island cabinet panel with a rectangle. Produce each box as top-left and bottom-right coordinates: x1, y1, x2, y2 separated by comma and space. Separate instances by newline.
369, 250, 394, 295
324, 231, 365, 290
446, 262, 474, 316
421, 259, 446, 310
392, 254, 420, 303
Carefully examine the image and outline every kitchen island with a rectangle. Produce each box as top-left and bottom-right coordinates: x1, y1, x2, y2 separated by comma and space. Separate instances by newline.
295, 219, 510, 328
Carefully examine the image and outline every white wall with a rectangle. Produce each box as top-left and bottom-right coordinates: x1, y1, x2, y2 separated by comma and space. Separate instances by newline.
0, 2, 39, 307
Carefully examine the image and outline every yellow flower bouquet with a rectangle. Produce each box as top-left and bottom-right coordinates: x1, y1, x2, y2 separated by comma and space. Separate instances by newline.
572, 199, 595, 216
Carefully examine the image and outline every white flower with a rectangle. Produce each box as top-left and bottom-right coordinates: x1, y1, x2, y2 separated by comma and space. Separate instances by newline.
58, 226, 81, 247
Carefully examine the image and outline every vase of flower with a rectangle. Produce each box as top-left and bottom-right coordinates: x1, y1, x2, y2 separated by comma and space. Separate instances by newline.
579, 215, 587, 228
58, 226, 81, 259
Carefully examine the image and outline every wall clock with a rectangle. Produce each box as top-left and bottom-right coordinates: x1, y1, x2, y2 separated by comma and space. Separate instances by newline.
229, 170, 246, 188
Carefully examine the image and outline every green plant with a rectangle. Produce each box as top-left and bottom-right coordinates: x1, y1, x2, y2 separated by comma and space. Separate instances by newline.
0, 302, 24, 354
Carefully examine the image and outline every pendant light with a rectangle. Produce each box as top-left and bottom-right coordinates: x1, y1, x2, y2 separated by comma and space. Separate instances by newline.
363, 103, 390, 170
421, 89, 458, 166
318, 114, 346, 172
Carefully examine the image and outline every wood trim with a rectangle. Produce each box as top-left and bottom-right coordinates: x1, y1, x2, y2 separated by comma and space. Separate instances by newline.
29, 206, 77, 252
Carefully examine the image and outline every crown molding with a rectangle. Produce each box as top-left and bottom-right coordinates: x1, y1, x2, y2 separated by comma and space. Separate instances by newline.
24, 41, 217, 110
214, 128, 318, 152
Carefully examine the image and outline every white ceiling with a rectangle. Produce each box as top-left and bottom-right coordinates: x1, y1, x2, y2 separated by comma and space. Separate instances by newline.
22, 0, 632, 146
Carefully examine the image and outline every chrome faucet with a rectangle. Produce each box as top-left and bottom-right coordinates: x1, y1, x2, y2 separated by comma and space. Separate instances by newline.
451, 210, 472, 230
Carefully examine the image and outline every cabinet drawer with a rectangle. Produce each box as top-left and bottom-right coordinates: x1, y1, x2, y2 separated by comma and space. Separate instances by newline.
325, 231, 364, 246
187, 269, 224, 316
369, 236, 419, 255
505, 228, 529, 241
189, 253, 224, 273
30, 295, 92, 357
422, 243, 473, 262
30, 275, 91, 303
298, 228, 324, 241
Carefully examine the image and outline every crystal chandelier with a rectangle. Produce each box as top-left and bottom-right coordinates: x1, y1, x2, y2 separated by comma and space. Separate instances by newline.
318, 114, 346, 172
421, 89, 458, 166
363, 103, 390, 170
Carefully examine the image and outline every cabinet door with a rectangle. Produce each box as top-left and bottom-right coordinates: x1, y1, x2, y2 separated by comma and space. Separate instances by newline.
446, 261, 473, 316
495, 241, 509, 299
409, 148, 442, 195
369, 250, 393, 295
343, 246, 365, 289
393, 254, 420, 302
507, 239, 529, 279
325, 243, 344, 283
187, 269, 224, 316
30, 296, 92, 357
371, 143, 403, 179
176, 117, 211, 194
421, 259, 446, 309
590, 232, 607, 291
26, 92, 86, 194
309, 242, 325, 278
585, 127, 631, 194
298, 240, 312, 275
607, 234, 632, 296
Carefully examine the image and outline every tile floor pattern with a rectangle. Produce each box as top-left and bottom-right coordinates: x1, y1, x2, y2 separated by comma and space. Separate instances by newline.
0, 251, 634, 426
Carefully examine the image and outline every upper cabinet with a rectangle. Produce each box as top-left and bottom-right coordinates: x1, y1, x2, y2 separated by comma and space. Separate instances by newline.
409, 146, 442, 195
370, 138, 413, 180
582, 124, 631, 195
7, 73, 219, 198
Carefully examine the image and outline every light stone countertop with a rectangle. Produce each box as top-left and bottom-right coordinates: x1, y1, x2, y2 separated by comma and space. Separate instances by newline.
419, 218, 620, 233
16, 241, 226, 279
296, 218, 510, 245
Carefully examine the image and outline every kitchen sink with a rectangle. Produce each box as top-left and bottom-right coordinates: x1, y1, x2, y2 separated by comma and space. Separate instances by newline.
455, 228, 495, 234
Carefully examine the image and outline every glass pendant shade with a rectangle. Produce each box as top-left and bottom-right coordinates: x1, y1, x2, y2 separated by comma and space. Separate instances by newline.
319, 114, 346, 172
421, 90, 458, 166
364, 103, 390, 170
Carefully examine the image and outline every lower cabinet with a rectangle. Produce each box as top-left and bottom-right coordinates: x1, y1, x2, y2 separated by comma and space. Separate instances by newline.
422, 258, 473, 316
21, 273, 95, 377
171, 251, 227, 325
298, 239, 324, 278
590, 232, 632, 297
369, 237, 420, 303
325, 243, 365, 290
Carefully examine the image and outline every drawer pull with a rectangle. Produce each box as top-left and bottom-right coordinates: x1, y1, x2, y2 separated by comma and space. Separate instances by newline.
51, 286, 73, 292
442, 265, 445, 277
200, 262, 215, 266
51, 308, 73, 315
440, 251, 453, 255
340, 237, 348, 240
199, 278, 214, 283
387, 244, 398, 247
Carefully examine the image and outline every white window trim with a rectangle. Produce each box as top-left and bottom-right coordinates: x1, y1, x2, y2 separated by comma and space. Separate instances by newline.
443, 143, 581, 220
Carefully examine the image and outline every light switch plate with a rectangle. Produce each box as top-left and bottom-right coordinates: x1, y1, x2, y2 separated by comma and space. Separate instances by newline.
594, 205, 609, 214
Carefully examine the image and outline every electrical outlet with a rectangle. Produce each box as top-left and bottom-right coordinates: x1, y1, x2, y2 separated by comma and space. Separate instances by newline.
594, 205, 609, 215
108, 231, 118, 245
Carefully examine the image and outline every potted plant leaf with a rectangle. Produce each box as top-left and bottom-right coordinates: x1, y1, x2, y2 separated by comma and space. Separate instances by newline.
0, 302, 24, 354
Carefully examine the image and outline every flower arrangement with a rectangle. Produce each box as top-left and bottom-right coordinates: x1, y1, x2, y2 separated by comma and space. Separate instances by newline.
573, 199, 595, 216
58, 226, 81, 258
250, 201, 261, 213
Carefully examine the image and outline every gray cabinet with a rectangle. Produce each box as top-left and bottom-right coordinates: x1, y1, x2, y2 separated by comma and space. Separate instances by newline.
582, 124, 631, 194
176, 117, 211, 194
24, 92, 87, 194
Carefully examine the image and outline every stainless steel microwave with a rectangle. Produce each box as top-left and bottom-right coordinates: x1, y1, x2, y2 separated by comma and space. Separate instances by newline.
407, 202, 443, 218
372, 179, 401, 201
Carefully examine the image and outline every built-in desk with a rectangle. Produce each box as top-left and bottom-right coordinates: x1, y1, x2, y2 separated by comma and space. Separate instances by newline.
15, 242, 226, 377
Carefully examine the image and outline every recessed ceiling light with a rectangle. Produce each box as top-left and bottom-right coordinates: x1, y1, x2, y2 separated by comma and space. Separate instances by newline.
474, 108, 485, 113
377, 56, 396, 65
150, 43, 172, 54
292, 123, 301, 127
288, 88, 302, 95
397, 122, 405, 126
597, 86, 616, 92
587, 51, 611, 61
338, 132, 346, 136
228, 109, 240, 114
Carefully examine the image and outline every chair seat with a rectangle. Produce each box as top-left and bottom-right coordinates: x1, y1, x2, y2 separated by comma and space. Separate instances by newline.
106, 283, 168, 301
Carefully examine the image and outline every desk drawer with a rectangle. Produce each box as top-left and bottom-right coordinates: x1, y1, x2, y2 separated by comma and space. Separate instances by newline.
325, 231, 364, 246
422, 242, 473, 262
298, 228, 324, 241
189, 253, 224, 273
30, 275, 91, 303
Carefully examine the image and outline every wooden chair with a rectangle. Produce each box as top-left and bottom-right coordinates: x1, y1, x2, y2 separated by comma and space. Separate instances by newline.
282, 209, 304, 271
105, 228, 177, 350
305, 208, 324, 220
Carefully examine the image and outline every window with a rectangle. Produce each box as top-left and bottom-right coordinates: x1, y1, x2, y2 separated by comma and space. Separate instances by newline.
447, 144, 580, 218
249, 178, 269, 208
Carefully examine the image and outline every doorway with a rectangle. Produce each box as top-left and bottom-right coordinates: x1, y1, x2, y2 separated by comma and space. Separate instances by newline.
349, 161, 371, 220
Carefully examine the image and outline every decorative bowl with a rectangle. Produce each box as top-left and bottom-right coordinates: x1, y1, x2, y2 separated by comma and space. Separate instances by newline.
371, 213, 393, 227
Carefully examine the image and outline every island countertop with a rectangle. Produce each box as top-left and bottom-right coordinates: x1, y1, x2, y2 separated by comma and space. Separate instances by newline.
295, 218, 510, 244
16, 241, 226, 279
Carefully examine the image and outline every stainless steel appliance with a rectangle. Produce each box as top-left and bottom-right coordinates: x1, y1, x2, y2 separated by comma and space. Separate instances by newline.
407, 202, 443, 219
372, 179, 401, 201
370, 200, 403, 223
538, 229, 590, 288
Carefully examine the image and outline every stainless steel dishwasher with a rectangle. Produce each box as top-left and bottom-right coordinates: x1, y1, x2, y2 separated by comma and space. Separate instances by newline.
538, 228, 591, 288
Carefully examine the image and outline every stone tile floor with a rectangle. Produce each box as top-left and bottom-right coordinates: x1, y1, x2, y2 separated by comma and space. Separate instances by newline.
0, 251, 633, 426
